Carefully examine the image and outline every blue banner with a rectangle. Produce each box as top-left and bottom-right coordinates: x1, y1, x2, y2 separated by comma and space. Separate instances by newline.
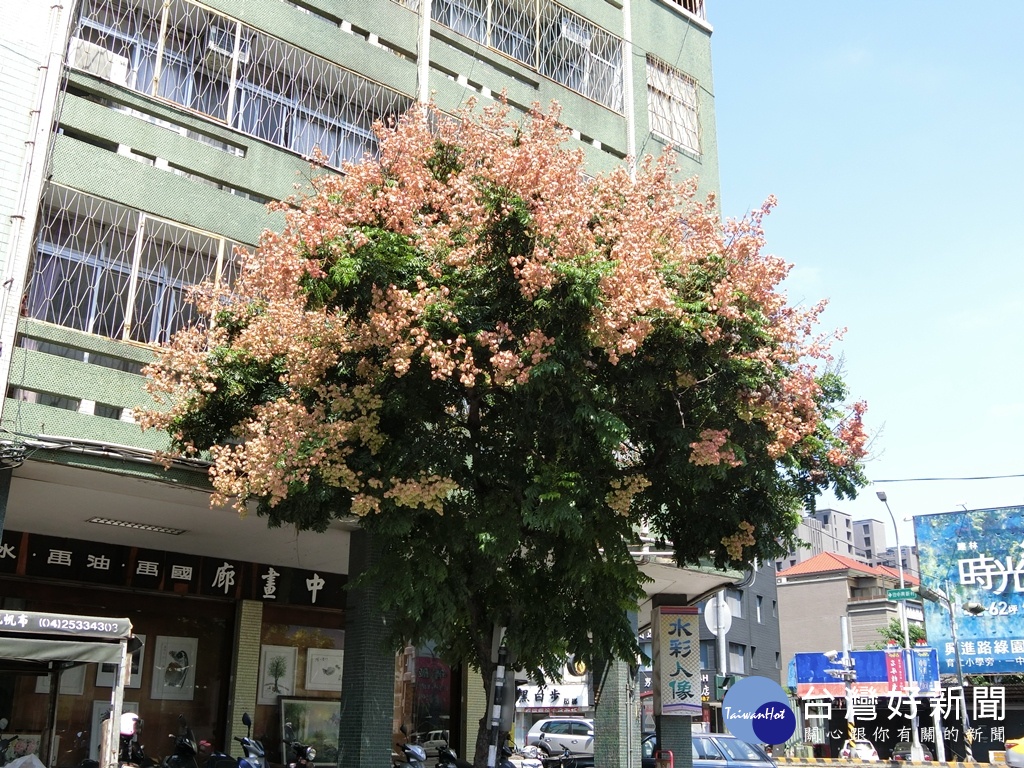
915, 507, 1024, 676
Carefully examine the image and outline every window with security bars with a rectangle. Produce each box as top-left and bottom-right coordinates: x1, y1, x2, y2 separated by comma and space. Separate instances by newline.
27, 186, 241, 345
71, 0, 411, 168
646, 55, 699, 155
432, 0, 623, 112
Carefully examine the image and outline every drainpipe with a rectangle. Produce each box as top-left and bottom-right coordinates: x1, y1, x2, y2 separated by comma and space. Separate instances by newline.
621, 0, 636, 180
417, 0, 432, 104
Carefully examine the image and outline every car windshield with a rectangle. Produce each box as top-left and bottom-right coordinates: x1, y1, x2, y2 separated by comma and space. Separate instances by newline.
716, 739, 770, 762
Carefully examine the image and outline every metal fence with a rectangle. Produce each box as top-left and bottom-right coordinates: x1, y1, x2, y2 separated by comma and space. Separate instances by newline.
70, 0, 412, 168
28, 185, 241, 346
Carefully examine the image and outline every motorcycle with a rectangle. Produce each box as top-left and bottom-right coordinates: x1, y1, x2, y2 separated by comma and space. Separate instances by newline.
119, 712, 156, 768
436, 743, 472, 768
163, 715, 199, 768
282, 723, 315, 768
234, 713, 264, 768
392, 727, 426, 768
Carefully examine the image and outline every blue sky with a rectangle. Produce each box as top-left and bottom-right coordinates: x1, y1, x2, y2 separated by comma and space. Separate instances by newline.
708, 2, 1024, 556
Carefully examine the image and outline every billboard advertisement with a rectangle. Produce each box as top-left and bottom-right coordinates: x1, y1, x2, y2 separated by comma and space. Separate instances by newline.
914, 506, 1024, 676
794, 648, 940, 698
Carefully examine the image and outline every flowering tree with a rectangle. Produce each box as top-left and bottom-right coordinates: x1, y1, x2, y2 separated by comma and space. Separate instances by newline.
144, 101, 866, 762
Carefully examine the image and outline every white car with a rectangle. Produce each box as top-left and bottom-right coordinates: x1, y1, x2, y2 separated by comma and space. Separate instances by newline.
839, 739, 879, 761
525, 718, 594, 756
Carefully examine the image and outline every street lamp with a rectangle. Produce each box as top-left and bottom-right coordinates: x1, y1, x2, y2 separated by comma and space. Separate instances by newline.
918, 583, 987, 761
875, 491, 923, 762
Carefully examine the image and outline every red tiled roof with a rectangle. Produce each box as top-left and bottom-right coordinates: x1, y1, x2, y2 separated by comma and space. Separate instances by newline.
777, 551, 919, 585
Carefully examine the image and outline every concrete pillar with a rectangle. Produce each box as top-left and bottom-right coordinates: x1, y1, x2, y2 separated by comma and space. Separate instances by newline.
227, 600, 262, 754
593, 655, 642, 768
658, 716, 693, 768
338, 530, 394, 768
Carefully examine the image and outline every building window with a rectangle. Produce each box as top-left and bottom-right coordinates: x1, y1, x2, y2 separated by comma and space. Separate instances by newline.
431, 0, 625, 112
700, 639, 715, 670
725, 588, 742, 619
73, 0, 410, 170
772, 599, 777, 617
728, 642, 745, 674
28, 186, 240, 345
775, 652, 781, 669
751, 646, 757, 668
756, 595, 763, 623
645, 55, 699, 155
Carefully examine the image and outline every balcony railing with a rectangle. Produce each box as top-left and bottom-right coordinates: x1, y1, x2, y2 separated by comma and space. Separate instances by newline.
70, 0, 411, 169
432, 0, 624, 112
27, 185, 240, 346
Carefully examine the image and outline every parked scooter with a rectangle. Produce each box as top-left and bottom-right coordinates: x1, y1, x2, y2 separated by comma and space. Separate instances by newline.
234, 713, 264, 768
201, 713, 262, 768
436, 742, 472, 768
119, 712, 156, 768
163, 715, 199, 768
392, 727, 426, 768
282, 723, 315, 768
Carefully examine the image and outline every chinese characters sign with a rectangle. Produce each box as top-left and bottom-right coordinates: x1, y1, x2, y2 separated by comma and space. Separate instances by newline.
652, 605, 700, 716
1, 530, 345, 608
915, 507, 1024, 675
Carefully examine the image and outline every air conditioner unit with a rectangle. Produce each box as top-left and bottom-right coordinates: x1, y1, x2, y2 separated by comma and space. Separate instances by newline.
67, 37, 129, 86
205, 23, 250, 70
556, 14, 592, 48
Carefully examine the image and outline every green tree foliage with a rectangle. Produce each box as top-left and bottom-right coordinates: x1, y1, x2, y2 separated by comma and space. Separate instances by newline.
144, 102, 867, 763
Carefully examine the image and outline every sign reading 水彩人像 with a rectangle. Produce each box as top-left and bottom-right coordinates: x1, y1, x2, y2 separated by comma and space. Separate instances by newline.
915, 506, 1024, 676
652, 605, 700, 716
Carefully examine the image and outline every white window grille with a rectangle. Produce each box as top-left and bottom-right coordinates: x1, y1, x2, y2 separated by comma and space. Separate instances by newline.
645, 55, 699, 155
432, 0, 623, 112
27, 186, 241, 345
71, 0, 411, 169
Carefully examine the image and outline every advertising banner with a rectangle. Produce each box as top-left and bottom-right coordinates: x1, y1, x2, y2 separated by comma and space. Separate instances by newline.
794, 648, 940, 698
914, 507, 1024, 676
652, 605, 700, 716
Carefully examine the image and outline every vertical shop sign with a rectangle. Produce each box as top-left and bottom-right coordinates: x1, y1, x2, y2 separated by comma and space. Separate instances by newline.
885, 646, 906, 692
652, 605, 700, 716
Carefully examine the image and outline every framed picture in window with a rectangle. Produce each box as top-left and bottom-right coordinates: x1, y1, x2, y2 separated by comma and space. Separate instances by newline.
33, 662, 86, 695
96, 634, 146, 688
304, 649, 343, 692
150, 636, 197, 701
279, 698, 341, 767
258, 645, 298, 705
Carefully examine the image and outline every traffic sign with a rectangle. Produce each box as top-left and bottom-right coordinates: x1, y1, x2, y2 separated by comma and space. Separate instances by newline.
887, 588, 917, 601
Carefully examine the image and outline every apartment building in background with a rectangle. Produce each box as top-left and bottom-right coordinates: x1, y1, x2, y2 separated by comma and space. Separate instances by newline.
0, 1, 720, 766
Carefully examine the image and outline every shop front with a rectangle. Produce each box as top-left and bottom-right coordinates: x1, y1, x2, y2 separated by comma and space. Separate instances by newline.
0, 528, 346, 768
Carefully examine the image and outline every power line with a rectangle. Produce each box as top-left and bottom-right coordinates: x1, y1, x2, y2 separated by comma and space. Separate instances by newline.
873, 473, 1024, 483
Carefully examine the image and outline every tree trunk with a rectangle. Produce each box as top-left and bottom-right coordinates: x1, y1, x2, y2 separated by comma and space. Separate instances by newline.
472, 654, 497, 767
